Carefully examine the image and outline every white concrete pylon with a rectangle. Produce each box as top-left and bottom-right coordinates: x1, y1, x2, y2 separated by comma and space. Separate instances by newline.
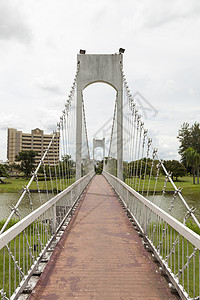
93, 138, 105, 168
76, 53, 124, 180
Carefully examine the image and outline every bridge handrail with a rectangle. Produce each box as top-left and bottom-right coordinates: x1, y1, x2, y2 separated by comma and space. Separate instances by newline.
103, 171, 200, 249
0, 171, 94, 300
0, 133, 58, 236
0, 171, 94, 250
103, 171, 200, 300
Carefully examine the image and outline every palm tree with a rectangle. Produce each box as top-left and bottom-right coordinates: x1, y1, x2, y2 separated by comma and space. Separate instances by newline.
185, 147, 200, 184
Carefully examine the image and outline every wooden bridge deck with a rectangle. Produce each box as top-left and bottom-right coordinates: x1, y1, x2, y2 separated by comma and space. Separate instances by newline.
29, 175, 178, 300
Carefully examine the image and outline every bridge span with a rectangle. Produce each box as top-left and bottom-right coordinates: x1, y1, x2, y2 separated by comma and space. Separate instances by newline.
1, 51, 200, 300
28, 175, 178, 300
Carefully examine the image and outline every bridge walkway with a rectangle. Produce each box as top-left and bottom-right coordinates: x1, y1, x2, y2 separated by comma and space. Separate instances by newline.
28, 175, 178, 300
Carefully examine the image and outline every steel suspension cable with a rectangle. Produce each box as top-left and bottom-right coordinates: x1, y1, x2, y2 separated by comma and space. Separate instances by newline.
134, 121, 144, 190
137, 129, 148, 192
119, 63, 200, 228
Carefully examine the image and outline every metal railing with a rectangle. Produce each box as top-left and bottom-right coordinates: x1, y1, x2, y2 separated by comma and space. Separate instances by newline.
0, 171, 94, 300
103, 171, 200, 300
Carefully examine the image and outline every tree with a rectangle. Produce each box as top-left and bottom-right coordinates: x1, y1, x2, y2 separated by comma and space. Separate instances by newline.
15, 151, 37, 178
177, 122, 192, 165
95, 160, 103, 174
127, 159, 152, 179
191, 122, 200, 153
177, 122, 200, 182
8, 162, 20, 173
163, 160, 186, 181
61, 155, 75, 177
0, 164, 9, 183
184, 147, 200, 184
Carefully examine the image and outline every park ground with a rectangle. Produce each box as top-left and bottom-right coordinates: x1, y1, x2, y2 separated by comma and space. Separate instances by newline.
0, 175, 200, 201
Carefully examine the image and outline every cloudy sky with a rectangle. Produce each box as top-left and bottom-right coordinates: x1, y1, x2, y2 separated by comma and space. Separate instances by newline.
0, 0, 200, 162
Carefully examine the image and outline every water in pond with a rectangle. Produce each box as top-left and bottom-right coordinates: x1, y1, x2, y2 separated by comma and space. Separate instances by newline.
0, 192, 199, 224
147, 194, 200, 223
0, 193, 53, 220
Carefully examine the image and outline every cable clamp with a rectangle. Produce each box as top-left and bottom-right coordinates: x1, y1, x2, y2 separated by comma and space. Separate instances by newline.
184, 207, 197, 223
9, 204, 21, 218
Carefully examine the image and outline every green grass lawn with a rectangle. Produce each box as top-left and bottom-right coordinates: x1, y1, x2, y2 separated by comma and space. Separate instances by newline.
0, 177, 76, 193
0, 178, 30, 193
1, 175, 200, 201
126, 176, 200, 201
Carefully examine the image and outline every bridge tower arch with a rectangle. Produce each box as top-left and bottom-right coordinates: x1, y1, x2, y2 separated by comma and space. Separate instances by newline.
93, 138, 105, 168
76, 53, 123, 180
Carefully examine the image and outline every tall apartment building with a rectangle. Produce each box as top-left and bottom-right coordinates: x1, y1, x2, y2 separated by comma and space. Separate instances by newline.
7, 128, 60, 165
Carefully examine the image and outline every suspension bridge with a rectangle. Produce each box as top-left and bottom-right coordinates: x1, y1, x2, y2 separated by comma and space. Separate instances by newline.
0, 50, 200, 300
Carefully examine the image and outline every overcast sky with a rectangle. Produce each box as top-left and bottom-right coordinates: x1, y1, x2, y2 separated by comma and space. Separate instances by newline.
0, 0, 200, 162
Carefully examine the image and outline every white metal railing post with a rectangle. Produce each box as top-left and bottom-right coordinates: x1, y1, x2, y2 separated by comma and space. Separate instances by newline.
70, 189, 73, 205
52, 204, 57, 235
126, 190, 129, 208
143, 204, 147, 235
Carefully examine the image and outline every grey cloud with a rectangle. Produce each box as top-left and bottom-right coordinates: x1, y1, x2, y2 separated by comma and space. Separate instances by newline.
41, 123, 57, 133
0, 113, 25, 130
38, 85, 62, 94
144, 0, 200, 28
37, 108, 60, 132
34, 77, 63, 94
0, 1, 32, 43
